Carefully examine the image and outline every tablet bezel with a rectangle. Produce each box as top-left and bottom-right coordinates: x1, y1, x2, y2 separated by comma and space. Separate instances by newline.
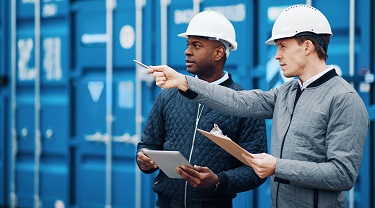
143, 150, 193, 179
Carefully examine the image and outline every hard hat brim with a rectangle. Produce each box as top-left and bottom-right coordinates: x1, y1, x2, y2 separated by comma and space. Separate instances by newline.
265, 38, 276, 45
178, 33, 188, 38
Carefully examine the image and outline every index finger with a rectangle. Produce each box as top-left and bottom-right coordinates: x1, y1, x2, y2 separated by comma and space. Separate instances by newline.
146, 67, 155, 74
147, 66, 164, 75
181, 165, 200, 176
149, 65, 167, 72
177, 166, 199, 182
138, 149, 152, 161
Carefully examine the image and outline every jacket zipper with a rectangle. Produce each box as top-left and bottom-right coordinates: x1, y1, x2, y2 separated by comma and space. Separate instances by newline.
184, 104, 204, 208
314, 189, 319, 208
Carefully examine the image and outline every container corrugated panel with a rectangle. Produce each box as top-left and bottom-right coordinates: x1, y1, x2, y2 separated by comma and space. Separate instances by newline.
256, 1, 372, 208
153, 0, 194, 71
72, 0, 156, 207
13, 0, 71, 207
316, 0, 372, 108
13, 0, 32, 205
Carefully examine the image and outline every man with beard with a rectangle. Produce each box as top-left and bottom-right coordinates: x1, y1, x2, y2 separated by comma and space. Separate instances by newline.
136, 10, 267, 208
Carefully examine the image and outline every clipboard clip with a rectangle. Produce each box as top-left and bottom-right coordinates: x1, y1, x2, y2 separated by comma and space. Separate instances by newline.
210, 124, 227, 137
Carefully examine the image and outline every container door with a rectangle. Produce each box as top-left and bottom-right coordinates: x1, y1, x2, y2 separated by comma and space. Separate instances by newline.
72, 0, 155, 207
12, 0, 71, 207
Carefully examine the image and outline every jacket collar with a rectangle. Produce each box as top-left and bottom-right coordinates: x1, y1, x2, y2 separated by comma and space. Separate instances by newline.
219, 74, 234, 87
182, 73, 234, 99
195, 71, 233, 86
306, 69, 338, 88
288, 69, 338, 115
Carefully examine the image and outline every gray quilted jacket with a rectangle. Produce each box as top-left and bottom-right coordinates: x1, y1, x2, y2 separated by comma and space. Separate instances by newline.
137, 75, 267, 207
185, 69, 369, 208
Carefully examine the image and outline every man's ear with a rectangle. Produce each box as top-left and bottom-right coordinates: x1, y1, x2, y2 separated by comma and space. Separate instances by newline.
214, 46, 226, 61
304, 40, 314, 55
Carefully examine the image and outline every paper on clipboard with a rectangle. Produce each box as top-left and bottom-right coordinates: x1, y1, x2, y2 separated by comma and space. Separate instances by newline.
197, 127, 253, 166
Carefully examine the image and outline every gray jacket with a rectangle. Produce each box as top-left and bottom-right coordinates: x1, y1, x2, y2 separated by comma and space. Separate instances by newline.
183, 69, 369, 208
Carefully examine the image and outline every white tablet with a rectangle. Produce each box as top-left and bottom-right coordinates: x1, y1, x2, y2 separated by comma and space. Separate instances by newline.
143, 150, 193, 179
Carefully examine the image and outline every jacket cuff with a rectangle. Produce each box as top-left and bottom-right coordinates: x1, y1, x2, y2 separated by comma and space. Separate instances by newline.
135, 155, 157, 174
274, 158, 290, 184
216, 172, 229, 191
179, 89, 198, 99
274, 177, 290, 184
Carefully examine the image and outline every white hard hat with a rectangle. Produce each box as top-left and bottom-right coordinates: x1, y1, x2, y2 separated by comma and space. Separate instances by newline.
178, 10, 237, 58
265, 5, 332, 45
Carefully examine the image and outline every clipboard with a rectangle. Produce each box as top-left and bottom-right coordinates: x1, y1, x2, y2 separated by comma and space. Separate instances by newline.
142, 150, 193, 179
197, 128, 253, 166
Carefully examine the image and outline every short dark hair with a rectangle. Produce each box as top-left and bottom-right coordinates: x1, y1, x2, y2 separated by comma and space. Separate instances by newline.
295, 34, 331, 61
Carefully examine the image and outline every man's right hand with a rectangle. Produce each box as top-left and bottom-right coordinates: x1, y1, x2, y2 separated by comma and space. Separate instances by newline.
147, 65, 189, 92
137, 148, 158, 171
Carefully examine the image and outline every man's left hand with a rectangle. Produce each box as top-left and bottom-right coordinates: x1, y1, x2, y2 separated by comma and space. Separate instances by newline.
176, 165, 219, 189
242, 153, 276, 178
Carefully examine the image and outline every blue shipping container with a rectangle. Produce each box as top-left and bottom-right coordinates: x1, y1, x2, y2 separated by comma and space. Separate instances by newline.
0, 0, 374, 207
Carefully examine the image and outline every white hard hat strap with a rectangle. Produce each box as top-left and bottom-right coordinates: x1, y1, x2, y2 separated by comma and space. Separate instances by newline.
219, 40, 231, 58
204, 37, 231, 58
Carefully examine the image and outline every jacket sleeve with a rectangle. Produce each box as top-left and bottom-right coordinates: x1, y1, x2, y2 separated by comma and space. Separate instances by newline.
185, 76, 277, 119
222, 116, 268, 193
136, 91, 167, 174
276, 92, 369, 191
